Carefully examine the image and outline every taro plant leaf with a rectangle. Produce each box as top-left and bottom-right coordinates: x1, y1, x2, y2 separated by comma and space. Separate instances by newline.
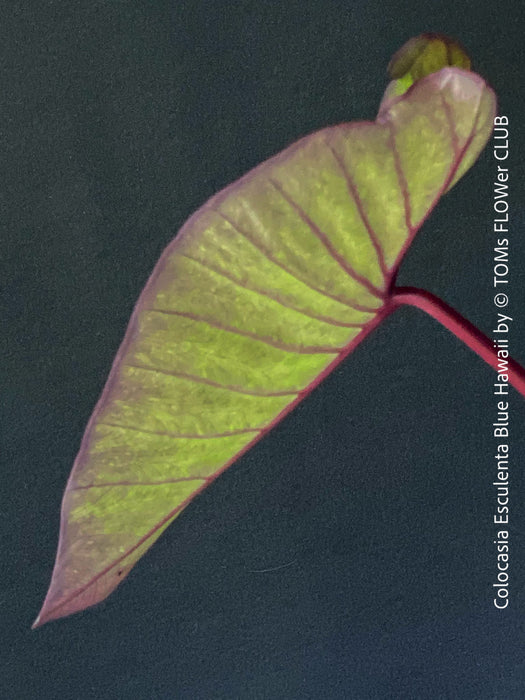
34, 36, 498, 627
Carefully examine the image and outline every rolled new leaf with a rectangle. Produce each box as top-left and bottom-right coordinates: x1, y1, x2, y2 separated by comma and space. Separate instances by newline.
34, 49, 496, 626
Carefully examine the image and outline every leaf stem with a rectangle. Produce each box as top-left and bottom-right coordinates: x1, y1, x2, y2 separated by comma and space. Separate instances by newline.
390, 286, 525, 399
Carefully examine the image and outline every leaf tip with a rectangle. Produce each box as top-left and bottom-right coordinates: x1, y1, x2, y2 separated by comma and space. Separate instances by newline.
31, 611, 44, 630
31, 597, 58, 629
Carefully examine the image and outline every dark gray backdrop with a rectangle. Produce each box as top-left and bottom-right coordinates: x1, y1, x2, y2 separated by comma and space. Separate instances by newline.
2, 2, 525, 698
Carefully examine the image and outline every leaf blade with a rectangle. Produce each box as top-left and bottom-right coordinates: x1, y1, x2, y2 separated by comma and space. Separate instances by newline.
34, 67, 495, 627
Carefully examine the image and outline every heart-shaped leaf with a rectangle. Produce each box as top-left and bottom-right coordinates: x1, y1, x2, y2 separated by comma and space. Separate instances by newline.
34, 40, 496, 627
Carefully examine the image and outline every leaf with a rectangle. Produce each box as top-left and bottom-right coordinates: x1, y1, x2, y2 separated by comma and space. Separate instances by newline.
385, 32, 471, 102
34, 43, 496, 627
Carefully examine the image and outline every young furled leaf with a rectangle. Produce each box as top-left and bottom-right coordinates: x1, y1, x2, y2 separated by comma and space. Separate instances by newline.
34, 35, 501, 627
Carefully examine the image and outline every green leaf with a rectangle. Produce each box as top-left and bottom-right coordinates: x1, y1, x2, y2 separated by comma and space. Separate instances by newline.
385, 33, 471, 100
34, 45, 496, 627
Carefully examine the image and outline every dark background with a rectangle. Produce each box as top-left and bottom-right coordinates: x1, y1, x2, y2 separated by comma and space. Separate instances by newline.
2, 2, 525, 698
